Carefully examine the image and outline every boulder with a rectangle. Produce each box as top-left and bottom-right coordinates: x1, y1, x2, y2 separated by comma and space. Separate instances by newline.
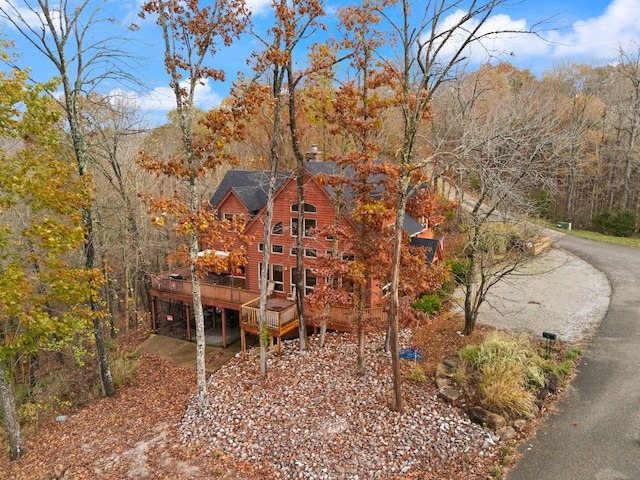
467, 406, 507, 430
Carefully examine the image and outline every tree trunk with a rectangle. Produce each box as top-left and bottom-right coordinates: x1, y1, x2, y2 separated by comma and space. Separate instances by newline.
388, 189, 406, 413
356, 322, 365, 377
0, 361, 23, 460
288, 62, 308, 352
191, 231, 209, 412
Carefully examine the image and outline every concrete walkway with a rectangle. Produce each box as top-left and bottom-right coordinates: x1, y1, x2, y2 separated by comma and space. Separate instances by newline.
138, 334, 245, 373
507, 233, 640, 480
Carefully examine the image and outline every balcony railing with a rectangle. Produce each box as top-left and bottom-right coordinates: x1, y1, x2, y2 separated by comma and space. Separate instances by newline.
151, 267, 258, 307
240, 300, 298, 333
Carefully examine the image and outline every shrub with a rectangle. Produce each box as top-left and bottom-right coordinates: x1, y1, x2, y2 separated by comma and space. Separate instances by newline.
110, 349, 140, 389
592, 210, 637, 237
406, 365, 427, 384
412, 294, 442, 316
447, 258, 470, 285
457, 332, 546, 419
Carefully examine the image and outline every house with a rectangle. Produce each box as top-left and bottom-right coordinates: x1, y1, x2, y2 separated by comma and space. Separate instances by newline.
149, 161, 443, 353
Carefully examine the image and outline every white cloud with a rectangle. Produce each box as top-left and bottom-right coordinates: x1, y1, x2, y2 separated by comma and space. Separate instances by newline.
0, 0, 61, 30
245, 0, 272, 15
111, 77, 222, 114
550, 0, 640, 61
428, 9, 549, 67
423, 1, 640, 73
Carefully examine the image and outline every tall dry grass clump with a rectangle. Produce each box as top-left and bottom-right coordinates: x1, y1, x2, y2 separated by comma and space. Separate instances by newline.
458, 332, 546, 419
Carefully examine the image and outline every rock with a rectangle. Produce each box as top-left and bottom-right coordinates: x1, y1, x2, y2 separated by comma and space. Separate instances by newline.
55, 415, 68, 423
437, 387, 461, 405
442, 355, 458, 369
435, 376, 452, 390
435, 362, 450, 380
496, 426, 517, 441
467, 406, 506, 430
512, 419, 528, 432
546, 373, 560, 393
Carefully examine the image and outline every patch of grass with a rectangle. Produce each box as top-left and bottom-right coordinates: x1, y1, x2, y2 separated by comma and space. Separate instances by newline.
110, 349, 140, 389
406, 365, 427, 384
457, 332, 546, 419
489, 465, 503, 478
565, 346, 582, 361
500, 441, 517, 467
545, 223, 640, 248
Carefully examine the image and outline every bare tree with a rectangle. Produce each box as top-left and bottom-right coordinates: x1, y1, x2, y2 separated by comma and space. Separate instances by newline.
378, 0, 534, 412
450, 69, 565, 334
612, 42, 640, 212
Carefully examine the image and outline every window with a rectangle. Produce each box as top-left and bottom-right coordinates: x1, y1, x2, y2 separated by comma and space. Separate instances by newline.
272, 221, 283, 235
272, 244, 283, 254
342, 252, 355, 262
305, 248, 317, 258
305, 268, 317, 294
259, 263, 284, 292
291, 218, 317, 237
291, 202, 317, 213
290, 246, 298, 256
258, 243, 264, 252
272, 264, 284, 292
291, 268, 316, 295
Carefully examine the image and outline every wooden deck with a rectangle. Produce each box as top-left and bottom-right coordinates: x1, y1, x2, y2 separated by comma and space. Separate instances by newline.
151, 266, 387, 357
240, 297, 299, 358
151, 266, 257, 308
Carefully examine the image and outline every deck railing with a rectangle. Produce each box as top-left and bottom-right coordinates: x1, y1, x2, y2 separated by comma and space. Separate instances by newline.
151, 270, 258, 306
308, 305, 387, 331
240, 301, 298, 333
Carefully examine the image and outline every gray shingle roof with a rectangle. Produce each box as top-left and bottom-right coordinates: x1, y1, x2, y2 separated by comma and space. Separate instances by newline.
210, 170, 291, 213
410, 237, 441, 266
211, 162, 427, 237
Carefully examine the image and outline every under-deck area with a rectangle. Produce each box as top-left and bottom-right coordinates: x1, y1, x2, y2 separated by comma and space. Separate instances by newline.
150, 266, 387, 354
150, 267, 299, 350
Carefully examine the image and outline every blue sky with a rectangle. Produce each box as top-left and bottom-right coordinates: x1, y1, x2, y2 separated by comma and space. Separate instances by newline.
1, 0, 638, 126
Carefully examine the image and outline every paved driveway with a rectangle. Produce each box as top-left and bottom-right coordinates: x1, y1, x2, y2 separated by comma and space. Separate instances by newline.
508, 233, 640, 480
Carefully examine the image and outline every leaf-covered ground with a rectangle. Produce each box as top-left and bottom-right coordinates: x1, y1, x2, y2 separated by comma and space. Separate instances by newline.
1, 353, 269, 480
2, 316, 495, 480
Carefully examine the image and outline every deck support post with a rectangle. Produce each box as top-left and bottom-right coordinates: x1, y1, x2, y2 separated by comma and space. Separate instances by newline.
151, 296, 157, 332
222, 308, 227, 348
240, 328, 246, 360
186, 304, 191, 341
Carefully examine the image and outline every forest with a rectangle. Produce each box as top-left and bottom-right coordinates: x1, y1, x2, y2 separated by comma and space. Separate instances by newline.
0, 0, 639, 469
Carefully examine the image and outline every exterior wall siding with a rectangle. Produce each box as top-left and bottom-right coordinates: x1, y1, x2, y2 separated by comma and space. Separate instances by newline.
241, 173, 355, 297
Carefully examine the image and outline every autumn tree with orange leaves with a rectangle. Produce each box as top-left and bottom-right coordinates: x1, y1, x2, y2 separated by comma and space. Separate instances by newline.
306, 1, 446, 380
138, 0, 252, 412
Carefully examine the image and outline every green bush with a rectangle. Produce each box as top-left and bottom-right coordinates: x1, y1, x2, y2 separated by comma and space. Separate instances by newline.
447, 258, 470, 285
592, 210, 637, 237
412, 293, 442, 316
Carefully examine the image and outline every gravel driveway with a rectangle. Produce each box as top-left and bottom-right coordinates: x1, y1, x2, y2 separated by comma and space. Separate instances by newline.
465, 247, 611, 344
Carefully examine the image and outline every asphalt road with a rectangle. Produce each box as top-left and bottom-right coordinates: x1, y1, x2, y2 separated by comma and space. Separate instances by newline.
507, 233, 640, 480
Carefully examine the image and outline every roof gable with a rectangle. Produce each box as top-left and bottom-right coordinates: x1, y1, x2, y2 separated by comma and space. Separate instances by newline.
210, 170, 290, 213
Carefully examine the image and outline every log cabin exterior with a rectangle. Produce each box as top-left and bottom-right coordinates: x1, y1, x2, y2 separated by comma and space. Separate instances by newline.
149, 161, 443, 354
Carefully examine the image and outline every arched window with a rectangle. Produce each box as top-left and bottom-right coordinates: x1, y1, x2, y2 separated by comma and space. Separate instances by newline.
290, 202, 316, 213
